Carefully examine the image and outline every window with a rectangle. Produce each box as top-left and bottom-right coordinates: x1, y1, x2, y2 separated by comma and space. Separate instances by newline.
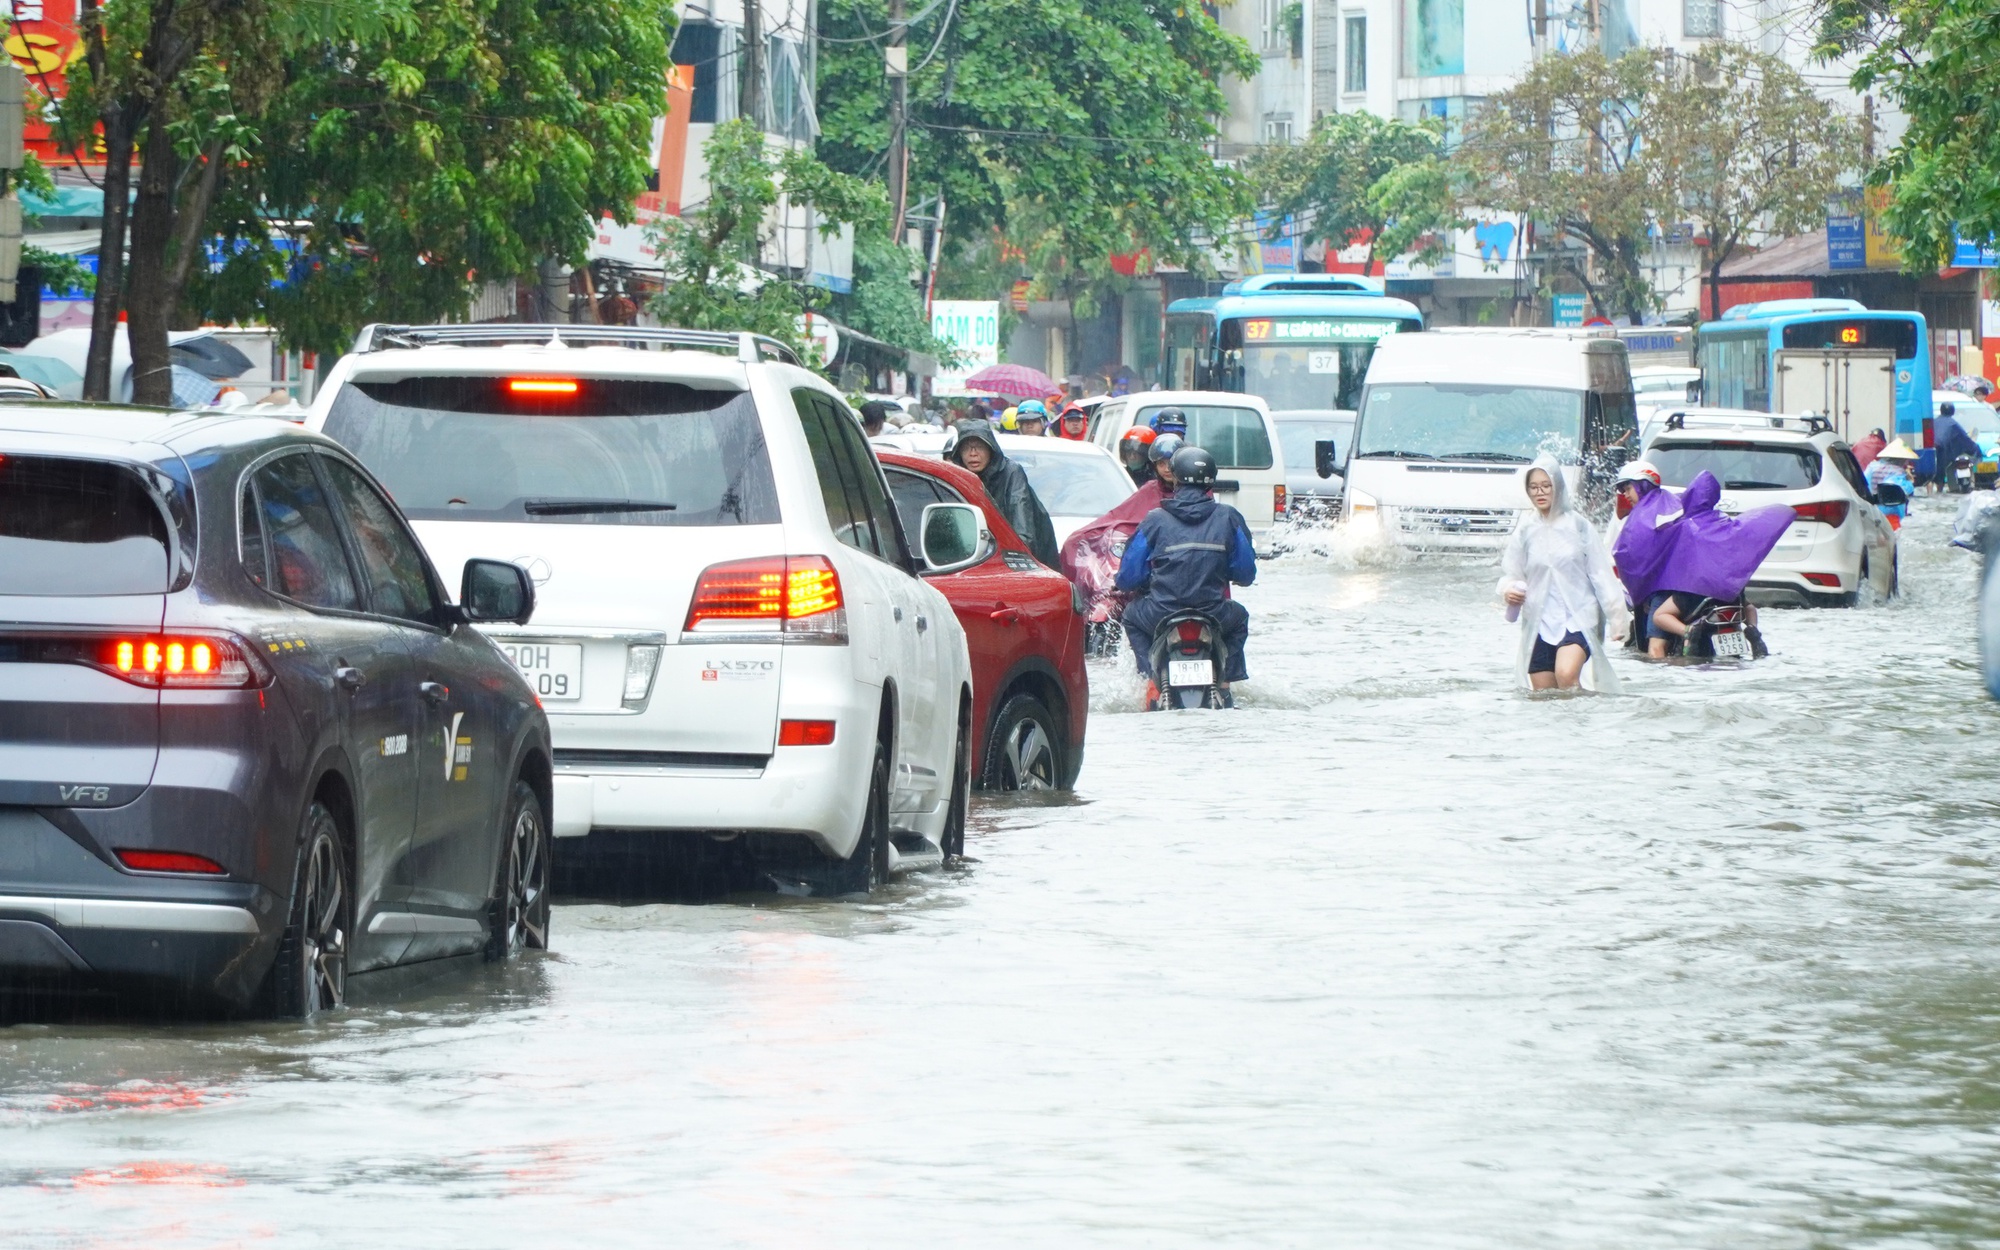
1699, 333, 1770, 410
670, 21, 721, 123
884, 467, 961, 551
1683, 0, 1721, 38
1343, 14, 1367, 92
1135, 405, 1275, 470
319, 456, 442, 627
1399, 0, 1463, 77
1651, 441, 1822, 491
323, 377, 781, 527
1004, 448, 1137, 519
1829, 446, 1870, 499
1780, 318, 1919, 359
0, 455, 171, 596
822, 394, 910, 565
793, 388, 907, 565
1263, 114, 1294, 145
239, 479, 267, 588
252, 453, 362, 611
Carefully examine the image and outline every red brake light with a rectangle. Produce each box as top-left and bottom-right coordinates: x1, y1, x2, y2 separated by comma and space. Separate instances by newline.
1789, 499, 1849, 527
778, 719, 837, 746
508, 378, 579, 395
684, 556, 846, 642
1803, 572, 1842, 587
98, 634, 262, 688
1273, 484, 1287, 519
115, 849, 226, 875
1176, 621, 1204, 643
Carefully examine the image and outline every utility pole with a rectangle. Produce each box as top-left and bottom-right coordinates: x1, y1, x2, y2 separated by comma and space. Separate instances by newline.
887, 0, 909, 243
0, 63, 23, 305
740, 0, 766, 128
1532, 0, 1546, 57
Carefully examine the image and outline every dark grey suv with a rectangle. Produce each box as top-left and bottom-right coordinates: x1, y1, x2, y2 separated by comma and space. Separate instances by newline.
0, 406, 553, 1016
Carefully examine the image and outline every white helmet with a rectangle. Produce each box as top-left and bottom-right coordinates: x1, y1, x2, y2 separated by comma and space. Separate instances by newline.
1615, 458, 1662, 487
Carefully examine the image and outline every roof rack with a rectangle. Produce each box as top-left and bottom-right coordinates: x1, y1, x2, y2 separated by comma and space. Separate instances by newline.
1662, 410, 1832, 435
350, 323, 803, 366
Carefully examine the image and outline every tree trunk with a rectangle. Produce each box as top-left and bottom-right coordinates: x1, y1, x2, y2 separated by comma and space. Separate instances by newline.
125, 112, 179, 408
85, 104, 137, 402
162, 136, 226, 312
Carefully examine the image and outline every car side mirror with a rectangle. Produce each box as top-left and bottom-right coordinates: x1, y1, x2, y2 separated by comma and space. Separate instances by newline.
1874, 482, 1909, 508
919, 502, 992, 576
460, 558, 536, 624
1314, 439, 1340, 479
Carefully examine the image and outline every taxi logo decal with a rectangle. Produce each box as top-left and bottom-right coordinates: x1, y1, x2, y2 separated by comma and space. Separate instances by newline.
444, 712, 464, 780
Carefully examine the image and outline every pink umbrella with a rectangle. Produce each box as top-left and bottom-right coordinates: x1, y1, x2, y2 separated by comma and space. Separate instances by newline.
965, 363, 1059, 400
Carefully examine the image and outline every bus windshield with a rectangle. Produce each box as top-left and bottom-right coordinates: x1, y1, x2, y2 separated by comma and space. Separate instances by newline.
1237, 342, 1375, 412
1355, 383, 1584, 463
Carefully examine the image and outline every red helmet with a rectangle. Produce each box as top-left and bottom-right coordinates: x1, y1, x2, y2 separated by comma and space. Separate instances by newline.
1118, 425, 1156, 467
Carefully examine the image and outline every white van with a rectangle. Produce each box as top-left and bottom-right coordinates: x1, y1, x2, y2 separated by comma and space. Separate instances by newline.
1342, 329, 1636, 549
1086, 390, 1288, 532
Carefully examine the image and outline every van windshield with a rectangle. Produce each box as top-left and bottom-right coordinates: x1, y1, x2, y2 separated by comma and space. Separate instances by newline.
323, 377, 781, 525
1355, 384, 1583, 463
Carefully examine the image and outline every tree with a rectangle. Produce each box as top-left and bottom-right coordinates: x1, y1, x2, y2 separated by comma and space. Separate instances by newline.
1458, 48, 1669, 320
835, 226, 955, 360
815, 0, 1257, 303
196, 0, 673, 362
648, 118, 886, 357
1251, 111, 1457, 276
1654, 44, 1857, 318
1816, 0, 2000, 269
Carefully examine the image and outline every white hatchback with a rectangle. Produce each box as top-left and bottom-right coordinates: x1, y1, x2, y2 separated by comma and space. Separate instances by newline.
309, 325, 975, 891
1643, 409, 1900, 607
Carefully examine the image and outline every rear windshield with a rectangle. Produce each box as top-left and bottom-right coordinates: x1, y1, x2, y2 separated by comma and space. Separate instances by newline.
1652, 440, 1822, 491
1004, 447, 1133, 516
323, 376, 782, 525
0, 455, 172, 595
1134, 405, 1274, 469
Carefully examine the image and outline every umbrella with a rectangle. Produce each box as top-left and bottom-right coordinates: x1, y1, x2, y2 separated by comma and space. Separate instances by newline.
169, 334, 255, 380
965, 363, 1059, 400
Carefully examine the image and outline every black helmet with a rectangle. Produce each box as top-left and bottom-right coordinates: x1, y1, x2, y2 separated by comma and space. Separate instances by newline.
1170, 445, 1217, 488
1150, 407, 1189, 436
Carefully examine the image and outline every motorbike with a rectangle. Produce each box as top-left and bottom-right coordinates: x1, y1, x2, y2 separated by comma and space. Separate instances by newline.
1954, 453, 1976, 494
1667, 594, 1769, 661
1147, 610, 1235, 710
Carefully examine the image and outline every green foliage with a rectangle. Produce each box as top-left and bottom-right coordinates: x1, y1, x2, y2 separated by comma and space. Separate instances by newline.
648, 119, 887, 358
198, 0, 675, 356
1459, 46, 1853, 320
1251, 111, 1458, 275
816, 0, 1257, 301
835, 227, 955, 360
1823, 0, 2000, 268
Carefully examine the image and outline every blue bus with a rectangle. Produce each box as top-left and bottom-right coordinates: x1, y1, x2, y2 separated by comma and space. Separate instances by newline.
1697, 298, 1931, 448
1161, 274, 1425, 417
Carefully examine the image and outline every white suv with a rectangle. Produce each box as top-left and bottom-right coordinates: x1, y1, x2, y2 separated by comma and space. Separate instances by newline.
308, 325, 973, 891
1642, 409, 1899, 607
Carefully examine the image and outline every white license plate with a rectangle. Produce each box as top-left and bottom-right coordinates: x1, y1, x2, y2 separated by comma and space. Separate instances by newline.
1711, 629, 1752, 659
501, 642, 584, 701
1167, 658, 1214, 687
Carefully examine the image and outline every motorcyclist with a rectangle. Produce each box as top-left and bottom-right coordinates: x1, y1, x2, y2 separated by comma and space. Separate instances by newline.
1853, 428, 1887, 471
1612, 458, 1662, 519
1055, 403, 1091, 441
948, 417, 1060, 567
1118, 425, 1158, 487
1115, 445, 1257, 702
1150, 406, 1190, 439
1149, 432, 1184, 491
1867, 439, 1919, 527
1932, 402, 1983, 493
1015, 399, 1049, 438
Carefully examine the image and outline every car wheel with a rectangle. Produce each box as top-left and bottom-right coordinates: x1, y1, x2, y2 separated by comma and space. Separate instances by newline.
981, 693, 1063, 791
829, 739, 891, 895
487, 779, 551, 959
265, 801, 349, 1020
942, 713, 969, 861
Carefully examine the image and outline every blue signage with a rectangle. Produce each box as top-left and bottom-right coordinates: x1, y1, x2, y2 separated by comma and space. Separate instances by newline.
1827, 198, 1865, 271
1952, 233, 1998, 268
1552, 294, 1585, 327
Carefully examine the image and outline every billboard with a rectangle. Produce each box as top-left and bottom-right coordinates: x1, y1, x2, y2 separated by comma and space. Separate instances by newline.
930, 300, 999, 396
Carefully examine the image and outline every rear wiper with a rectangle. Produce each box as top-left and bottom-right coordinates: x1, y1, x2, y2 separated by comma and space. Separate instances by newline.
1723, 481, 1787, 490
1355, 450, 1438, 460
1441, 451, 1532, 463
523, 499, 678, 515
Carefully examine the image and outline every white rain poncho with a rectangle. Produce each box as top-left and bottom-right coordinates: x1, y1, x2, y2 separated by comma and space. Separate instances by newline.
1496, 455, 1629, 692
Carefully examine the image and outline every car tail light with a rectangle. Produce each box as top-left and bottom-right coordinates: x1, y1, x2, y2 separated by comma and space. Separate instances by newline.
115, 849, 226, 875
0, 631, 269, 688
508, 378, 579, 395
684, 556, 847, 643
1273, 484, 1287, 519
1176, 621, 1204, 643
1803, 572, 1842, 587
778, 719, 836, 746
1789, 499, 1849, 527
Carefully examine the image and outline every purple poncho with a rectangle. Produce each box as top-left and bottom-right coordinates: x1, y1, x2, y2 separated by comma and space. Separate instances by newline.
1620, 471, 1794, 604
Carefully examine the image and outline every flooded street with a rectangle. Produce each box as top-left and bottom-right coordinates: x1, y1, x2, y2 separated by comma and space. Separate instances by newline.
6, 499, 1998, 1248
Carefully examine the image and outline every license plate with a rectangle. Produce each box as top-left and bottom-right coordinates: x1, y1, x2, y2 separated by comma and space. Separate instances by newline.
1167, 658, 1214, 687
500, 642, 583, 700
1711, 629, 1752, 659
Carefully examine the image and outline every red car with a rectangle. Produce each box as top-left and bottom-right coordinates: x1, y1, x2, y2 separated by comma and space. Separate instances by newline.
878, 451, 1087, 790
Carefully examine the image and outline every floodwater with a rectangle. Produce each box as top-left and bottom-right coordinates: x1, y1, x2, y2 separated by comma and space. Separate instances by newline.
5, 500, 1998, 1248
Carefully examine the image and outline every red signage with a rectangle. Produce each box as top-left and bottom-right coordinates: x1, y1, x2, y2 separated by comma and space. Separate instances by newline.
6, 0, 100, 167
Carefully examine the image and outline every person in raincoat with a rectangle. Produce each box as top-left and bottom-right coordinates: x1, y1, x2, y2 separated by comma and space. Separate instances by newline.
1498, 456, 1628, 692
1115, 445, 1256, 698
1867, 439, 1919, 527
948, 417, 1060, 567
1932, 402, 1983, 493
1642, 470, 1793, 651
1852, 428, 1887, 471
1055, 402, 1091, 441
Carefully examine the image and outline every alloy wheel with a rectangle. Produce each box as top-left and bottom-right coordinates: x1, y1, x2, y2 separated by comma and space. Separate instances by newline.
1002, 720, 1055, 790
501, 802, 548, 953
301, 824, 347, 1014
